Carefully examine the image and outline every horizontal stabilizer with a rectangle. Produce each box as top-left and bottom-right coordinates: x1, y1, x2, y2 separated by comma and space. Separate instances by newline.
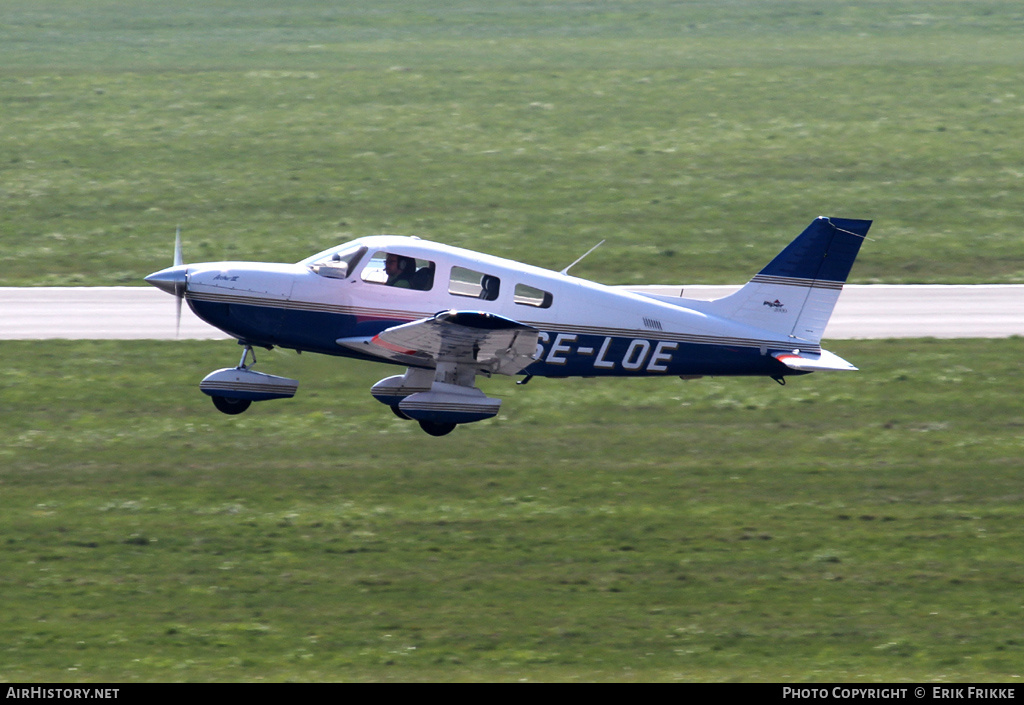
773, 349, 857, 372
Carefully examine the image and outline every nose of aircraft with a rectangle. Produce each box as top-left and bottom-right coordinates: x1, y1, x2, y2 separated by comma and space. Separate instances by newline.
145, 264, 189, 296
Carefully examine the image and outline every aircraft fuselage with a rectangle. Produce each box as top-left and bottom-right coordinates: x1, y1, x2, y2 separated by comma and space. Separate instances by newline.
146, 218, 870, 433
179, 236, 804, 380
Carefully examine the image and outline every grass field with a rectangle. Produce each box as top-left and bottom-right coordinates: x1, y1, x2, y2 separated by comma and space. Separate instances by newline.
2, 338, 1023, 681
3, 1, 1024, 285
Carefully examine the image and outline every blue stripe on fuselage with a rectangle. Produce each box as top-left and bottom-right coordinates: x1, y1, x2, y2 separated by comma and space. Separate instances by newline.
190, 299, 797, 378
188, 298, 407, 356
525, 331, 791, 377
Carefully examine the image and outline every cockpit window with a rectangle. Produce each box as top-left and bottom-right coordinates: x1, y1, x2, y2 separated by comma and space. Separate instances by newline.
306, 244, 366, 279
361, 251, 435, 291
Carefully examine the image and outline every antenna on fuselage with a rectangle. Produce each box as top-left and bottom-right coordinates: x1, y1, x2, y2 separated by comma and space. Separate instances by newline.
560, 239, 605, 276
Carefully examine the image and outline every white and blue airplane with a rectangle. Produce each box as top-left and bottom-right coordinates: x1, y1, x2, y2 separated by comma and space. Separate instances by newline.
146, 217, 871, 436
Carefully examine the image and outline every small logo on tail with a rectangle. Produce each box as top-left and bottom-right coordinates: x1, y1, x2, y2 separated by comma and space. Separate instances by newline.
763, 299, 786, 311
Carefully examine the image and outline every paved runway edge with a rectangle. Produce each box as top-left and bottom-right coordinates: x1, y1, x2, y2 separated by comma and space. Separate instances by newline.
2, 285, 1022, 341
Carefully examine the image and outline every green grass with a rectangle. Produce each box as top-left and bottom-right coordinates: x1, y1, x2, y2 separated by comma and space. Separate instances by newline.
2, 338, 1023, 681
3, 1, 1024, 285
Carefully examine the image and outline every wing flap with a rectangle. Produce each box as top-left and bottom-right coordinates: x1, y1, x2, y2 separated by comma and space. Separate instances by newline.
349, 310, 539, 376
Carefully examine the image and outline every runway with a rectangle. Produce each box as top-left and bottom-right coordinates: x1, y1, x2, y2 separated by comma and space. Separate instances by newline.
1, 285, 1022, 340
0, 287, 228, 340
629, 284, 1024, 340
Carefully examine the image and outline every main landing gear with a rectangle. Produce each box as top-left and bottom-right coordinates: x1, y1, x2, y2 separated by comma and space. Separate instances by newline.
389, 405, 458, 436
417, 420, 458, 437
372, 366, 502, 437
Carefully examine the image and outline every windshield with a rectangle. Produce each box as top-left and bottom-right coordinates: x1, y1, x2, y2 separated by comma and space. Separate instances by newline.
301, 243, 367, 279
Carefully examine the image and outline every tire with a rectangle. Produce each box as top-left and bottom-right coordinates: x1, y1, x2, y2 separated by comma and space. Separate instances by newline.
418, 420, 457, 437
211, 395, 252, 415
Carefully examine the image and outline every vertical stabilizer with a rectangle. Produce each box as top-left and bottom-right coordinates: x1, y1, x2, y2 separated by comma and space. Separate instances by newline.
704, 217, 871, 343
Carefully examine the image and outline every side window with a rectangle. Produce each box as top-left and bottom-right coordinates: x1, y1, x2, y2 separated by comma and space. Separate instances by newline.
361, 251, 435, 290
514, 283, 553, 308
449, 266, 501, 301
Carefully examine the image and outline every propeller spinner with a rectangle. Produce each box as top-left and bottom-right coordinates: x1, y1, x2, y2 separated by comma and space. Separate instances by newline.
144, 226, 189, 334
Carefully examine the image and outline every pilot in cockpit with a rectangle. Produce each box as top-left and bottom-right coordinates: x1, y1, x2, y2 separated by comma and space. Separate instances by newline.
384, 253, 416, 288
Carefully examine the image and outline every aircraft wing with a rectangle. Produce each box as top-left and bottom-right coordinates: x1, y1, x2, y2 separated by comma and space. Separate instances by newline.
339, 310, 539, 376
335, 335, 434, 368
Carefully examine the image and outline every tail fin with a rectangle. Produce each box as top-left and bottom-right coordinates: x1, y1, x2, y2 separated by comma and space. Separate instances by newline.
705, 217, 871, 343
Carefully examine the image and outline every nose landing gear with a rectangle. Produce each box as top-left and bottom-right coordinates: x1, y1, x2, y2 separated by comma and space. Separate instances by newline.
200, 344, 299, 415
211, 395, 252, 415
